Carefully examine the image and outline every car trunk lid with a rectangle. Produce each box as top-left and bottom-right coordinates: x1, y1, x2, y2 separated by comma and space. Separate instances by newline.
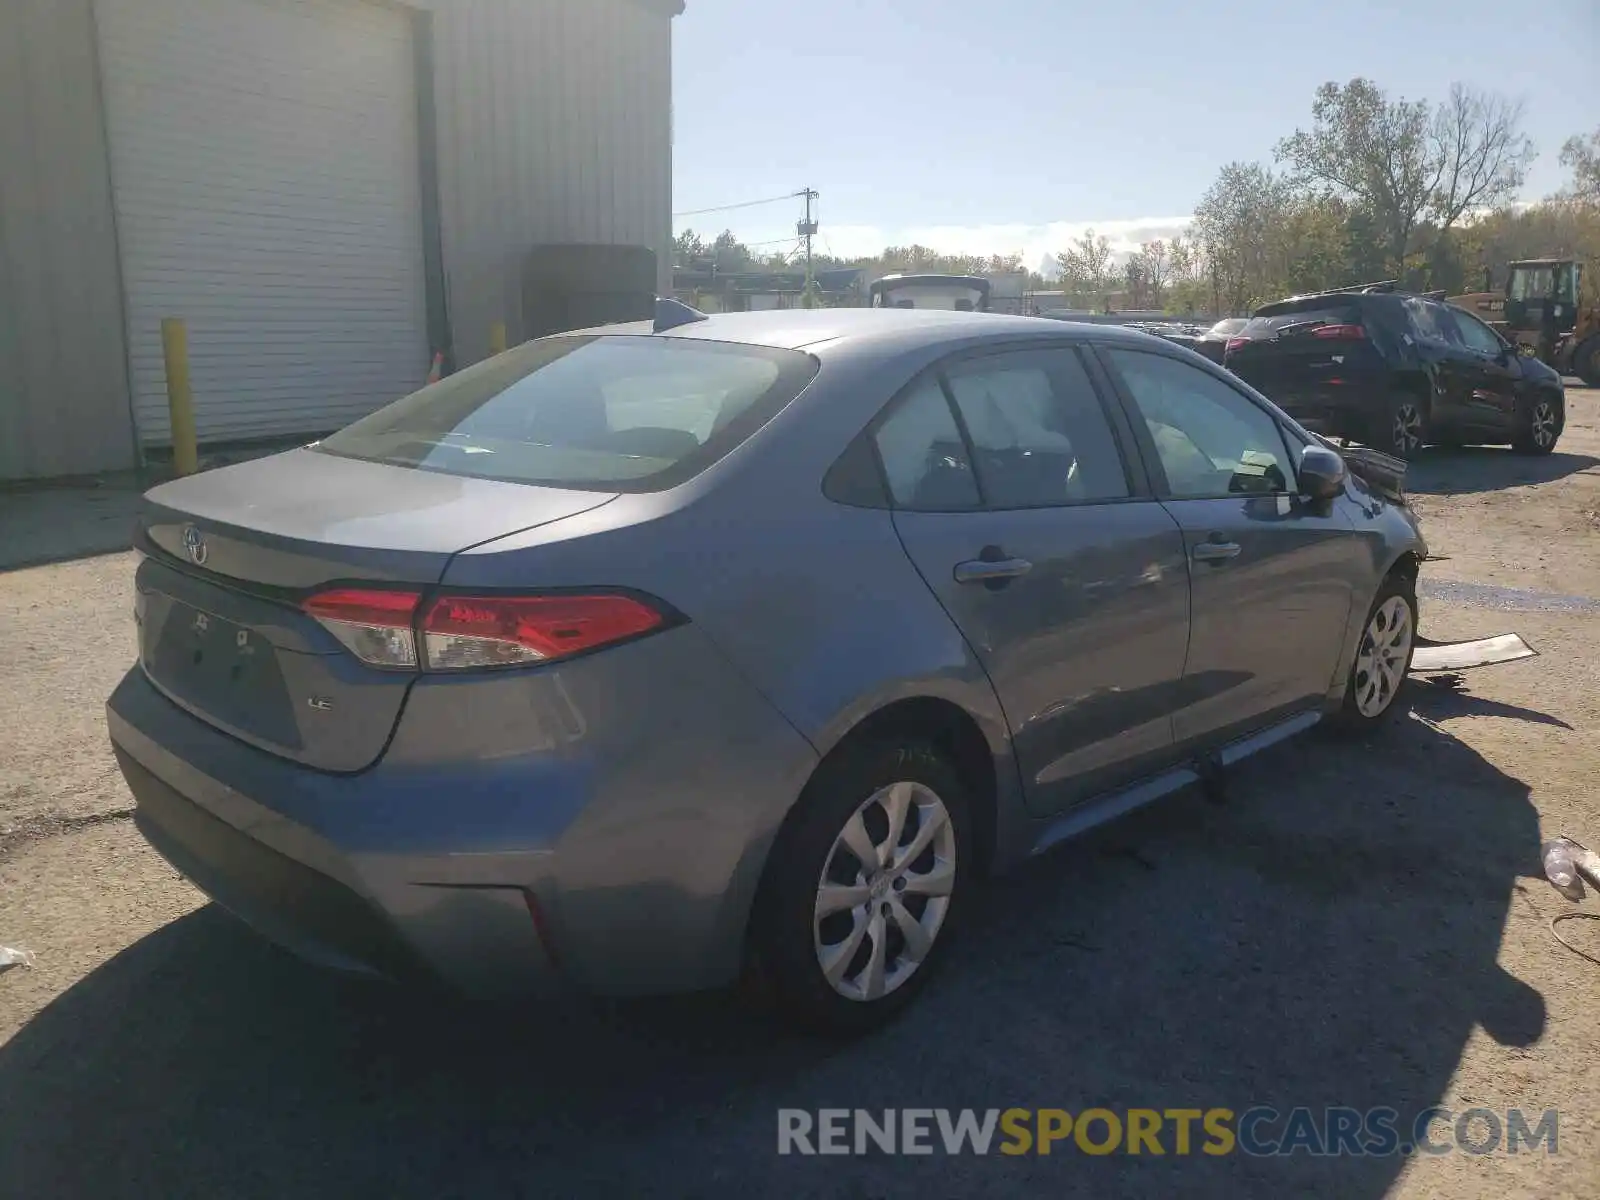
1225, 301, 1383, 398
135, 449, 616, 772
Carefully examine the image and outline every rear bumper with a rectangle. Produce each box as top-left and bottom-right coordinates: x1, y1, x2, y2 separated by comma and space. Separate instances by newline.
1232, 378, 1381, 434
107, 625, 819, 999
119, 747, 441, 986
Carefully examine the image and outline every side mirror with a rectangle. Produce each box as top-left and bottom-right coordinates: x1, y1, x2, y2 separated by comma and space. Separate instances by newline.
1299, 444, 1348, 501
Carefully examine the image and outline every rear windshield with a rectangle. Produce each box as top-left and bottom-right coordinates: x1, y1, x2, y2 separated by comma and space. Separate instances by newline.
1239, 301, 1360, 340
314, 335, 819, 492
1208, 318, 1247, 337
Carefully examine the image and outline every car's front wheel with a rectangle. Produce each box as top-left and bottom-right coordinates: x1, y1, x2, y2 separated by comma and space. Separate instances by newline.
1333, 575, 1418, 731
1512, 392, 1563, 455
752, 740, 971, 1035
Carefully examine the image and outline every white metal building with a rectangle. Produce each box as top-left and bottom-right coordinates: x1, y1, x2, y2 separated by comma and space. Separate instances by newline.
0, 0, 681, 480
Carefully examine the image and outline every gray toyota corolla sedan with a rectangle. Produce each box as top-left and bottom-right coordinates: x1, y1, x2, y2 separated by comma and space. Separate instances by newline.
108, 308, 1427, 1033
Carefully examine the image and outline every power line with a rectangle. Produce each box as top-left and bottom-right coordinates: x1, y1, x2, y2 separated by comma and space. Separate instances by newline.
672, 191, 805, 219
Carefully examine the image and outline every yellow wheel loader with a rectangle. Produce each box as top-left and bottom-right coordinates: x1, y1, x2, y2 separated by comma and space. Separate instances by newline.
1449, 258, 1600, 386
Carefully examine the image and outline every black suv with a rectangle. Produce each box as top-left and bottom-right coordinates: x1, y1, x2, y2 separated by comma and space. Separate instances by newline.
1224, 282, 1567, 459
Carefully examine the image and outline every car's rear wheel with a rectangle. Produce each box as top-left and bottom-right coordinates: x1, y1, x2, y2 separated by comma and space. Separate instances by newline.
1512, 392, 1563, 455
1377, 390, 1428, 459
1333, 575, 1417, 731
752, 740, 971, 1036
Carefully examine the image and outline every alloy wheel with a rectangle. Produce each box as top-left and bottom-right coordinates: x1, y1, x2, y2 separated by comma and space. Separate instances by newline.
813, 780, 956, 1002
1392, 404, 1423, 456
1354, 595, 1414, 718
1530, 400, 1558, 450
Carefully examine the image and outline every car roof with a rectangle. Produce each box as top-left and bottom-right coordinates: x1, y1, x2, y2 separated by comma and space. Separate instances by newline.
562, 308, 1161, 354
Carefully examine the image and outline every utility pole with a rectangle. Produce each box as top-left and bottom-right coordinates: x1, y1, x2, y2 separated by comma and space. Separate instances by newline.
797, 188, 819, 308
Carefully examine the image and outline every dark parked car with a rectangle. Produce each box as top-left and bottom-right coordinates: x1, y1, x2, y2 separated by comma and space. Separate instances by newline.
109, 309, 1429, 1034
1224, 284, 1566, 459
1124, 318, 1245, 364
1192, 318, 1248, 364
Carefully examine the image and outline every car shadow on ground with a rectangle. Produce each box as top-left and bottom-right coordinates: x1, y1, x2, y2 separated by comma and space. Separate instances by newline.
1403, 446, 1600, 496
0, 689, 1548, 1199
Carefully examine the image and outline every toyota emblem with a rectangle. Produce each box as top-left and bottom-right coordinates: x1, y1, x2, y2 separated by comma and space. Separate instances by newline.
182, 525, 208, 566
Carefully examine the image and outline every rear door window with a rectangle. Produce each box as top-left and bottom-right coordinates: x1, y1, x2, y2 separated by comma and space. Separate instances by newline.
315, 335, 819, 492
1402, 297, 1456, 345
1450, 308, 1506, 356
941, 348, 1131, 507
873, 376, 981, 510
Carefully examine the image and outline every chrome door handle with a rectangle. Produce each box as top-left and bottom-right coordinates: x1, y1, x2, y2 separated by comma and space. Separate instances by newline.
954, 557, 1033, 584
1192, 540, 1241, 563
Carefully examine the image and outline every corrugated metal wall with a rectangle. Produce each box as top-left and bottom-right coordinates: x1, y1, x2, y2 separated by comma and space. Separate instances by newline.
423, 0, 675, 365
97, 0, 433, 446
0, 0, 676, 479
0, 0, 135, 480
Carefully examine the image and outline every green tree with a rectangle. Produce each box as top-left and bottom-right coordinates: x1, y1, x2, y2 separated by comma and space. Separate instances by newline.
1275, 79, 1439, 275
711, 230, 754, 273
1276, 78, 1533, 276
1193, 162, 1294, 312
672, 228, 707, 263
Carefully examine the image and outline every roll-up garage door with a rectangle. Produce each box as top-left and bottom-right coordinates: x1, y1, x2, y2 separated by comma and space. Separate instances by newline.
96, 0, 431, 446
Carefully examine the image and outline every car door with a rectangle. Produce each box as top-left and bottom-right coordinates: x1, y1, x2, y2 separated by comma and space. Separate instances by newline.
879, 344, 1192, 816
1439, 305, 1522, 436
1096, 345, 1359, 751
1396, 295, 1472, 434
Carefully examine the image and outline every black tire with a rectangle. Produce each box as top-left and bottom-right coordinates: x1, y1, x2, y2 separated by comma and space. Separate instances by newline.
1573, 336, 1600, 389
750, 740, 973, 1036
1511, 391, 1563, 455
1330, 574, 1418, 734
1374, 389, 1428, 460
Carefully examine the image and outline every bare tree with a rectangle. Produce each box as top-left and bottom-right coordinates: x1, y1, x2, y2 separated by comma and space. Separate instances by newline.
1167, 235, 1204, 285
1054, 228, 1114, 301
1429, 84, 1535, 236
1558, 127, 1600, 204
1137, 240, 1170, 306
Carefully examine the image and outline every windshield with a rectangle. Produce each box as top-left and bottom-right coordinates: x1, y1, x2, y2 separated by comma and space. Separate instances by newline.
1509, 266, 1556, 302
315, 335, 819, 492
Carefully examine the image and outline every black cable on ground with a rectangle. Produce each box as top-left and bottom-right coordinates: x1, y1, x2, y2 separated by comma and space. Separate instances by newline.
1550, 912, 1600, 967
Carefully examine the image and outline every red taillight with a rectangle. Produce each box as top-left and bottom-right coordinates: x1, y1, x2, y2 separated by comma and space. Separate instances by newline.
302, 588, 421, 668
420, 593, 665, 670
1225, 337, 1249, 354
1312, 323, 1366, 340
302, 588, 667, 671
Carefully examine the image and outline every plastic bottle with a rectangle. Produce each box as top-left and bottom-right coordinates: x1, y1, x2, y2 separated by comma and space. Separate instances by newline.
1544, 839, 1577, 887
1543, 839, 1585, 900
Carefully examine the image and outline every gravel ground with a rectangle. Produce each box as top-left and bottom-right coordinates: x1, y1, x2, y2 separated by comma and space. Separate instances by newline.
1, 387, 1597, 1198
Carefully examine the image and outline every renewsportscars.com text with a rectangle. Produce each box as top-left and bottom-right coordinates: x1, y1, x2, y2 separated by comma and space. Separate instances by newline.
777, 1107, 1559, 1158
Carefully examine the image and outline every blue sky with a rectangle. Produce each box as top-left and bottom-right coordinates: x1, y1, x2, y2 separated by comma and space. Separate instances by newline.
670, 0, 1599, 267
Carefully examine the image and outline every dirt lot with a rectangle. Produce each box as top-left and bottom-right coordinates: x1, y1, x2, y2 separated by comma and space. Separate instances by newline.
1, 389, 1598, 1198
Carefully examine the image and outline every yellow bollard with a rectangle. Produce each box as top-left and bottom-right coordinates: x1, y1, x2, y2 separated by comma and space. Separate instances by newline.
161, 318, 199, 477
489, 321, 507, 355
